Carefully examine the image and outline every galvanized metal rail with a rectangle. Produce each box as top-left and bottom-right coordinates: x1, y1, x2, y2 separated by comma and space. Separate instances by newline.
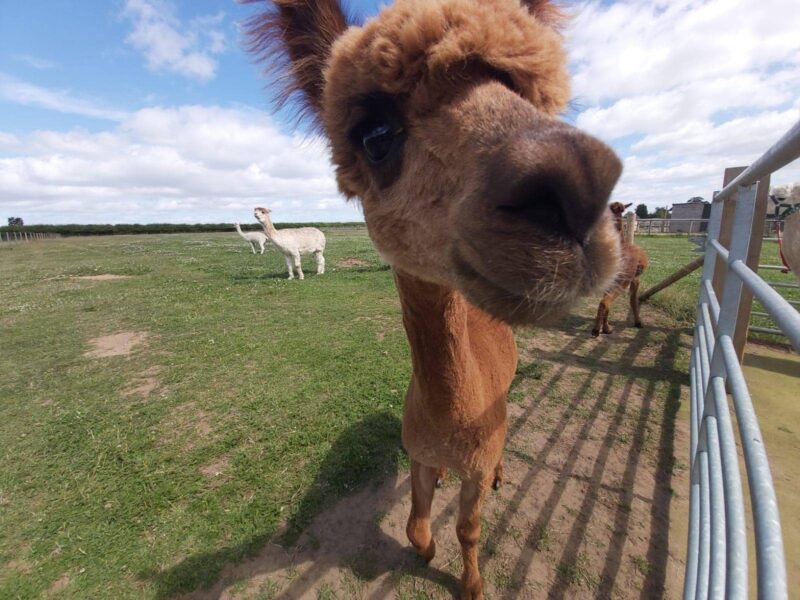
684, 119, 800, 599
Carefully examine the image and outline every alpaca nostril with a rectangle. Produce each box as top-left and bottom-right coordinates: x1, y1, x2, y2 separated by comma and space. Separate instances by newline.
497, 174, 587, 244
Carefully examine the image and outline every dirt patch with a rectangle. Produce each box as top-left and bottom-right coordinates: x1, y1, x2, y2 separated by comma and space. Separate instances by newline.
174, 299, 691, 600
158, 402, 215, 451
48, 574, 70, 595
122, 366, 161, 399
73, 274, 131, 281
335, 258, 370, 268
200, 455, 231, 483
5, 559, 33, 574
85, 331, 148, 358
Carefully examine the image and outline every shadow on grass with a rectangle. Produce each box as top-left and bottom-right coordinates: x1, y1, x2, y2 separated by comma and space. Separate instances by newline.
147, 412, 458, 599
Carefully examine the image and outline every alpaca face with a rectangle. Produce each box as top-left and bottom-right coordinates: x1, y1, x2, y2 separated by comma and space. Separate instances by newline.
246, 0, 622, 324
322, 0, 621, 323
254, 207, 271, 223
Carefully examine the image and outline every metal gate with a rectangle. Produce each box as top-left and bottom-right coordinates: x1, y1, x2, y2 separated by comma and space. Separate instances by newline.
684, 120, 800, 599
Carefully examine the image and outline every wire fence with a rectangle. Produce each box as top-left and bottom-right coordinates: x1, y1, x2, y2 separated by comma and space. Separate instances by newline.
684, 119, 800, 600
1, 231, 61, 242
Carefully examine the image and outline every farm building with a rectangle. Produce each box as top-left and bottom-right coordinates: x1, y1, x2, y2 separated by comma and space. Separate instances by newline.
670, 197, 710, 232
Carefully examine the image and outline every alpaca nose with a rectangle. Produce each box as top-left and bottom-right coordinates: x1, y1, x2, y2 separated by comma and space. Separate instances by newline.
491, 123, 622, 244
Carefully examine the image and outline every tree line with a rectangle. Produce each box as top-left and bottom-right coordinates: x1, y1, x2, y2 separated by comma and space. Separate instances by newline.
0, 221, 364, 236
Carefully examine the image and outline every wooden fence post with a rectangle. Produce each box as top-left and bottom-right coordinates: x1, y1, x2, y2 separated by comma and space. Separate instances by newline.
625, 213, 636, 244
712, 167, 746, 299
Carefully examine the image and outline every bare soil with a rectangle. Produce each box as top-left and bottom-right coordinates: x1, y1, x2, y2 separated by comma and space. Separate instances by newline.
335, 258, 370, 268
122, 366, 161, 399
47, 574, 70, 596
73, 274, 132, 281
84, 331, 148, 358
200, 456, 231, 486
158, 401, 214, 452
177, 301, 691, 600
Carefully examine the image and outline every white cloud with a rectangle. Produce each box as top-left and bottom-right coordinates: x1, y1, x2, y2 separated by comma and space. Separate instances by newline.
0, 73, 129, 121
567, 0, 800, 209
12, 55, 56, 70
122, 0, 226, 82
0, 105, 360, 224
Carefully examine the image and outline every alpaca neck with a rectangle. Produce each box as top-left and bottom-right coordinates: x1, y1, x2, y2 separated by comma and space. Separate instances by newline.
235, 223, 249, 239
258, 217, 278, 238
393, 269, 517, 417
614, 216, 629, 246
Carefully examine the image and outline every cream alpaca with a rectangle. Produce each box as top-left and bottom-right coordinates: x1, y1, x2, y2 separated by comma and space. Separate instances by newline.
254, 207, 326, 279
234, 222, 268, 254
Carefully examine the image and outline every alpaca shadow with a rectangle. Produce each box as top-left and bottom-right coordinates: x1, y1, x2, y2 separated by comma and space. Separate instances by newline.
147, 412, 459, 599
330, 263, 392, 275
229, 271, 313, 282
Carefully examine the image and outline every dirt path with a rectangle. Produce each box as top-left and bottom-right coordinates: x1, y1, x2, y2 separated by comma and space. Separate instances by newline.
181, 302, 692, 600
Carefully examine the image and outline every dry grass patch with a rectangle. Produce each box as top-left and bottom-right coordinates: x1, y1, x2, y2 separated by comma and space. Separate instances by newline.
84, 331, 148, 358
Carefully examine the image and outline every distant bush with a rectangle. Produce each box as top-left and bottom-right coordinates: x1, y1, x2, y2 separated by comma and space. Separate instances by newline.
0, 222, 365, 237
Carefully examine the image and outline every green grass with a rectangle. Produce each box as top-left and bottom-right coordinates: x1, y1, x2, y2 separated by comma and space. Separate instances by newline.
0, 230, 795, 599
635, 234, 799, 344
0, 229, 409, 599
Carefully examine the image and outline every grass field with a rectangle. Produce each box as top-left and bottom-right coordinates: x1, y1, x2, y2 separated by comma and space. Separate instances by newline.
0, 229, 795, 599
634, 233, 800, 340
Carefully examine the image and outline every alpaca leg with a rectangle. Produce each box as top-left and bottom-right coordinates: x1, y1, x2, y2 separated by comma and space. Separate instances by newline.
630, 278, 643, 327
259, 241, 265, 255
602, 299, 614, 334
314, 250, 325, 274
457, 478, 489, 599
435, 466, 446, 488
592, 301, 605, 337
406, 460, 439, 562
601, 289, 622, 335
250, 242, 257, 255
293, 254, 304, 280
592, 291, 614, 336
492, 459, 503, 490
284, 255, 294, 280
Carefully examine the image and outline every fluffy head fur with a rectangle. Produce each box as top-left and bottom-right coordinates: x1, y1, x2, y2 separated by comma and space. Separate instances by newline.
245, 0, 622, 325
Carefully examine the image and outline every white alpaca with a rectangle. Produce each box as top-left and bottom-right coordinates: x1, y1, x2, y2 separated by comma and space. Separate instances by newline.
235, 222, 268, 255
254, 207, 326, 280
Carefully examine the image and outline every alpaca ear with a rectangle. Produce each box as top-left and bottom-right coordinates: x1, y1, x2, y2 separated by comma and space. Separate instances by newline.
624, 203, 633, 209
243, 0, 353, 129
519, 0, 565, 27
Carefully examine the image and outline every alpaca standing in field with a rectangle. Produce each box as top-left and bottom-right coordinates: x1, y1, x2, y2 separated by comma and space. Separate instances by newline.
234, 222, 268, 254
246, 0, 622, 596
254, 207, 326, 279
592, 202, 649, 336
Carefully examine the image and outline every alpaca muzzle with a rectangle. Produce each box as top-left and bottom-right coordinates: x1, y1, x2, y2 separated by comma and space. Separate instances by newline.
486, 121, 622, 245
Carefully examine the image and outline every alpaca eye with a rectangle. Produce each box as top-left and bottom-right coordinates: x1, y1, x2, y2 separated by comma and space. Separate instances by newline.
362, 123, 395, 164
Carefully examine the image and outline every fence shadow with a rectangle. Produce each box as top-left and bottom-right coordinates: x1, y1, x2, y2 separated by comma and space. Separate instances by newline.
488, 323, 686, 599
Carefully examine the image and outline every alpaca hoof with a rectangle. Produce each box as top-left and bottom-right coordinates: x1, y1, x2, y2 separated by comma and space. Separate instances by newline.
417, 539, 436, 563
460, 577, 484, 599
435, 477, 444, 489
634, 321, 643, 328
591, 329, 600, 337
602, 327, 613, 335
491, 476, 502, 491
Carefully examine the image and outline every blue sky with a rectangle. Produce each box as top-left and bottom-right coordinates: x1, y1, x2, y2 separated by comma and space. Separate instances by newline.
1, 0, 799, 224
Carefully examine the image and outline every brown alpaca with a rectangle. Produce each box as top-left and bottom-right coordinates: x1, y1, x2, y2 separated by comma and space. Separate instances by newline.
591, 202, 649, 336
245, 1, 622, 597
